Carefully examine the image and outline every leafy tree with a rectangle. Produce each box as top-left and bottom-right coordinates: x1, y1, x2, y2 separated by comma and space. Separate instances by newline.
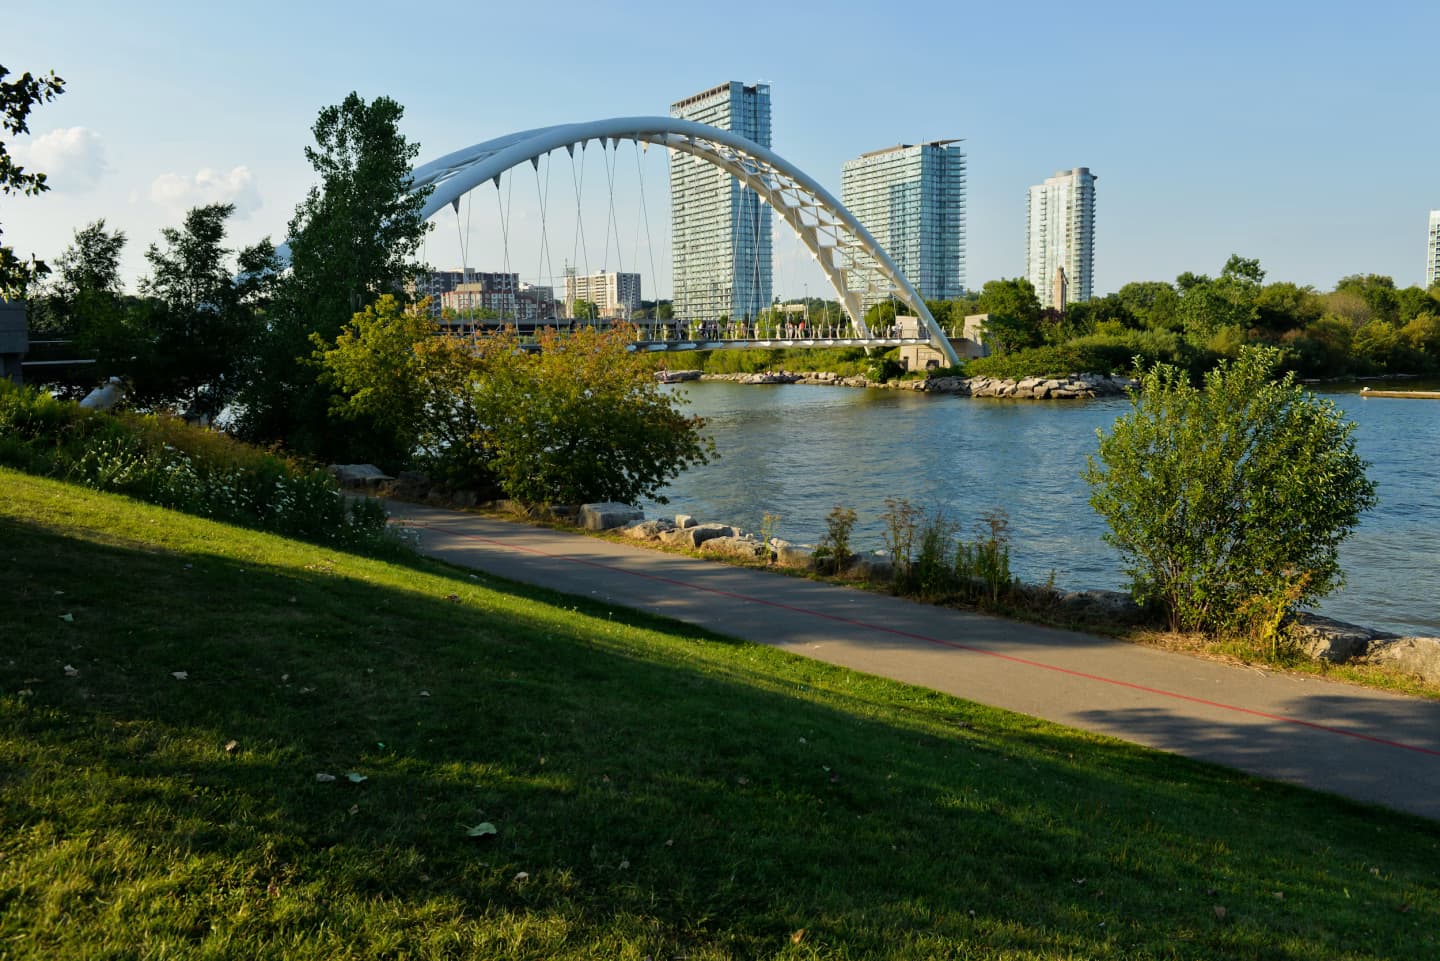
125, 204, 278, 417
1, 64, 65, 297
1254, 281, 1323, 334
53, 220, 126, 299
315, 311, 712, 503
236, 93, 430, 459
571, 298, 598, 321
1085, 346, 1377, 636
470, 325, 712, 505
1176, 256, 1263, 340
312, 294, 462, 469
1116, 281, 1181, 331
30, 219, 127, 343
975, 278, 1043, 352
1335, 274, 1399, 325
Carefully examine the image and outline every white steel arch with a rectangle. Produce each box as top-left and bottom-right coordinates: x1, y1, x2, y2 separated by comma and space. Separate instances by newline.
286, 117, 960, 366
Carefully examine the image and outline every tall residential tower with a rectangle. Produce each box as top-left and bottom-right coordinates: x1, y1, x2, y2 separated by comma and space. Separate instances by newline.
1026, 167, 1096, 309
669, 81, 772, 321
841, 140, 967, 310
1427, 210, 1440, 289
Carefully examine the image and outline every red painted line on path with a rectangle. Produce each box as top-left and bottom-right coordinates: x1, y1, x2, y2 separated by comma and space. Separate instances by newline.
406, 516, 1440, 760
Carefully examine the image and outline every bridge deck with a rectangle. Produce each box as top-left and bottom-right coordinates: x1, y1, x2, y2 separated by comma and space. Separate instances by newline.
628, 337, 934, 352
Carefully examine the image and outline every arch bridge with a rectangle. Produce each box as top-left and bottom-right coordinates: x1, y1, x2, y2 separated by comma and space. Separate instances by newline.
404, 117, 960, 367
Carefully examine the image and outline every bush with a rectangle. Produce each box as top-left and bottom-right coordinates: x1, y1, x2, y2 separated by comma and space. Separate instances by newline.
812, 505, 857, 575
1083, 347, 1377, 635
0, 380, 389, 548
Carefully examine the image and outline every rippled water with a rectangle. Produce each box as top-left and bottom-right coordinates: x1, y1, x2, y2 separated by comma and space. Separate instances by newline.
648, 382, 1440, 637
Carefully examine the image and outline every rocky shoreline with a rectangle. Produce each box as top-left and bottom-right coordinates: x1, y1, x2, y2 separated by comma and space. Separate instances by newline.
581, 501, 1440, 685
660, 369, 1139, 399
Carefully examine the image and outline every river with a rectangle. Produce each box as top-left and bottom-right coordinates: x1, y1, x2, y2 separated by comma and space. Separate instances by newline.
647, 382, 1439, 637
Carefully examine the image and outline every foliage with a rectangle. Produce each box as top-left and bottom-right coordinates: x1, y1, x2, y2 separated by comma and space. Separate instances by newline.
1084, 346, 1378, 634
0, 63, 66, 297
879, 496, 920, 584
975, 277, 1044, 352
0, 380, 388, 547
812, 504, 857, 575
955, 509, 1014, 606
315, 316, 712, 505
235, 93, 430, 461
910, 508, 959, 599
127, 203, 279, 416
470, 325, 711, 505
571, 298, 598, 321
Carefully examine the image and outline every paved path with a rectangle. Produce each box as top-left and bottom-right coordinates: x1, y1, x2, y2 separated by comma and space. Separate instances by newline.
387, 501, 1440, 822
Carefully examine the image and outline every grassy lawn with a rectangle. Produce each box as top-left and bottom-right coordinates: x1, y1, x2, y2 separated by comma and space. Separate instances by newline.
2, 467, 1437, 959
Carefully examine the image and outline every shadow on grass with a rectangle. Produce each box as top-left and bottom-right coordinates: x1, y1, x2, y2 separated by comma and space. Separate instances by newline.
3, 512, 1439, 959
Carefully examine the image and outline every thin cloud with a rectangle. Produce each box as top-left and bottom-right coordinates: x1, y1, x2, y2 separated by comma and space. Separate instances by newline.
12, 127, 108, 191
149, 166, 262, 218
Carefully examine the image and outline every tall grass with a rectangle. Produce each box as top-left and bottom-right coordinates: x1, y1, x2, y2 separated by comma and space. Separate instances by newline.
0, 381, 389, 548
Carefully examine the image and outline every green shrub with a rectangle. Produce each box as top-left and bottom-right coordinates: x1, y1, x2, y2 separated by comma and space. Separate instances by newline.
0, 380, 390, 549
1083, 346, 1377, 635
955, 509, 1013, 606
813, 505, 858, 576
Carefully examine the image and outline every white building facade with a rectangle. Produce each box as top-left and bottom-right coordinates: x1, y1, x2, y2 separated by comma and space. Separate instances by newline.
669, 81, 772, 322
841, 140, 967, 311
564, 269, 642, 320
1427, 210, 1440, 289
1026, 167, 1097, 309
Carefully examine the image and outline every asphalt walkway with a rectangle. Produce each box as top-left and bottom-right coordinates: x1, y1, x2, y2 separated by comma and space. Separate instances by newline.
386, 500, 1440, 822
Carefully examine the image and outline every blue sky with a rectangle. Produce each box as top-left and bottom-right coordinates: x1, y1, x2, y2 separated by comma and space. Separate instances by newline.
7, 0, 1438, 300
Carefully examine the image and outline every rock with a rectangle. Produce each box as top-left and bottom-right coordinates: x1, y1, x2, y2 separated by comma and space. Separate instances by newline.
448, 489, 478, 508
699, 535, 767, 560
678, 523, 734, 549
774, 542, 816, 569
1361, 636, 1440, 683
549, 504, 580, 520
579, 502, 645, 531
329, 464, 394, 489
390, 470, 432, 500
1288, 613, 1389, 663
621, 519, 674, 540
1057, 589, 1145, 624
674, 514, 699, 529
847, 552, 893, 581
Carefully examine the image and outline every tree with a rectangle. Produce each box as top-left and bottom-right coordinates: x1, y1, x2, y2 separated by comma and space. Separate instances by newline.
311, 294, 465, 469
1, 64, 65, 297
571, 298, 598, 321
235, 93, 430, 458
975, 278, 1043, 352
469, 325, 712, 505
1176, 256, 1263, 340
121, 204, 279, 417
1084, 346, 1377, 636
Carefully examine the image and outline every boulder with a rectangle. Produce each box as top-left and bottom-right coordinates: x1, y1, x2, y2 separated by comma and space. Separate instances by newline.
1361, 636, 1440, 683
390, 470, 432, 500
699, 535, 767, 560
674, 514, 699, 529
774, 542, 816, 570
847, 552, 894, 582
621, 519, 675, 540
579, 502, 645, 531
329, 464, 394, 489
1057, 590, 1145, 624
678, 523, 734, 549
1288, 613, 1388, 663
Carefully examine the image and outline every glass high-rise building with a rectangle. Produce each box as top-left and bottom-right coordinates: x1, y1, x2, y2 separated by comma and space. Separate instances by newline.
841, 140, 967, 311
1427, 210, 1440, 289
1026, 167, 1097, 309
669, 81, 772, 322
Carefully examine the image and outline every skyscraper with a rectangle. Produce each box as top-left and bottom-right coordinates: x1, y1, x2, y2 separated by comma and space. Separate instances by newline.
669, 81, 772, 322
1427, 210, 1440, 289
1026, 167, 1097, 309
841, 140, 966, 310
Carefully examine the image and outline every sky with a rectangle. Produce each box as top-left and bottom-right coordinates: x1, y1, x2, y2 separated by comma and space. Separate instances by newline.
7, 0, 1439, 302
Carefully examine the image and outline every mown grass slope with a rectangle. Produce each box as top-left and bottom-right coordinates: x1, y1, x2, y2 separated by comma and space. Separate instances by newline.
2, 468, 1436, 959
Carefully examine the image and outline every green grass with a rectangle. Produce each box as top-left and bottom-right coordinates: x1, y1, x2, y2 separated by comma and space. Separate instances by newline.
3, 467, 1438, 959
